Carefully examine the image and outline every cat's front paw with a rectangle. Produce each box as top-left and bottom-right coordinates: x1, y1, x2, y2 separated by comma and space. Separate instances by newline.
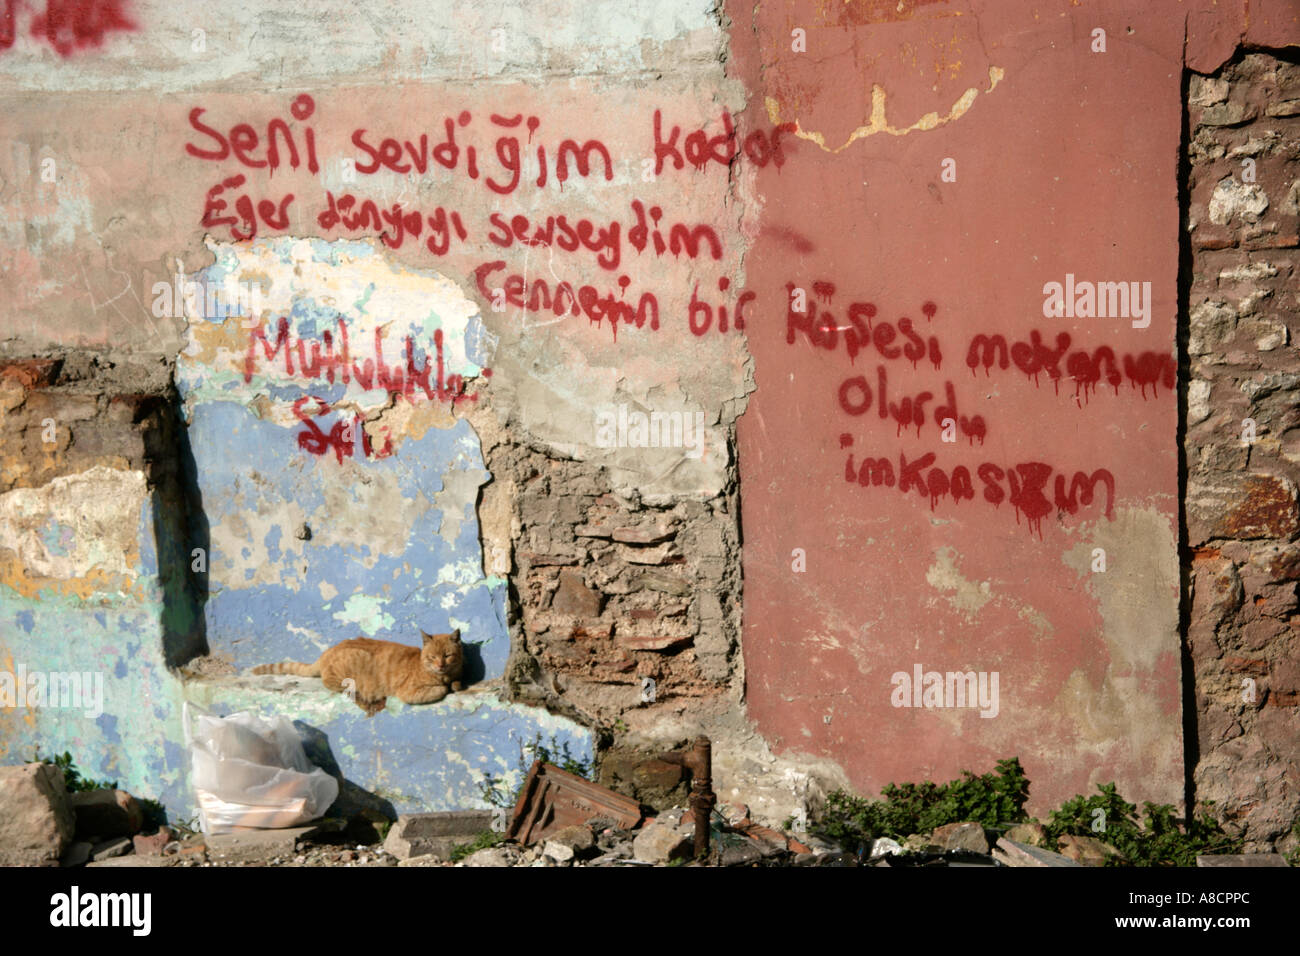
450, 681, 463, 692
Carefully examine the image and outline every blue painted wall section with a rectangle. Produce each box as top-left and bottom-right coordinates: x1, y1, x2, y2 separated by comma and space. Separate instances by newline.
171, 236, 591, 814
0, 485, 192, 813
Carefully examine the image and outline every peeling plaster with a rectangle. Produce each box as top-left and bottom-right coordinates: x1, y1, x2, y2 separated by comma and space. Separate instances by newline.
765, 65, 1005, 153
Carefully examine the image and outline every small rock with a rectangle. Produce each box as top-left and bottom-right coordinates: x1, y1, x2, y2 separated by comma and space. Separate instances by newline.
1057, 834, 1125, 866
992, 836, 1082, 867
657, 807, 686, 828
61, 841, 93, 867
0, 763, 76, 867
903, 833, 932, 853
719, 840, 762, 866
632, 822, 692, 864
90, 836, 133, 861
740, 824, 789, 858
930, 821, 990, 855
543, 841, 575, 863
1196, 854, 1290, 867
546, 824, 595, 856
132, 827, 175, 857
70, 789, 143, 839
1003, 823, 1048, 847
718, 803, 750, 826
398, 853, 447, 867
869, 837, 904, 859
461, 846, 520, 868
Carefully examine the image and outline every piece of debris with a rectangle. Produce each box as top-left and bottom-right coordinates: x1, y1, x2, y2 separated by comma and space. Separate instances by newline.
507, 761, 641, 846
1057, 834, 1126, 866
543, 840, 575, 864
461, 845, 524, 867
70, 789, 143, 839
632, 821, 693, 863
869, 837, 904, 859
930, 821, 990, 855
992, 836, 1082, 867
132, 827, 176, 856
90, 836, 133, 861
0, 763, 76, 867
383, 810, 495, 861
546, 824, 596, 857
1003, 822, 1048, 847
61, 841, 93, 867
1196, 853, 1290, 867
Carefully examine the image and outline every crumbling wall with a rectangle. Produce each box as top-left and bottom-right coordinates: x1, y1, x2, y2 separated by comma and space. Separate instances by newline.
491, 436, 741, 720
1185, 52, 1300, 854
0, 352, 197, 807
0, 0, 815, 823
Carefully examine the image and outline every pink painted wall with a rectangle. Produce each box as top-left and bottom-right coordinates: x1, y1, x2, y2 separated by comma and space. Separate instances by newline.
728, 0, 1299, 814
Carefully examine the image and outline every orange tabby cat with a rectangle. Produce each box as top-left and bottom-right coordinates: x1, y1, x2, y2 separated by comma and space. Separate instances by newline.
252, 630, 464, 717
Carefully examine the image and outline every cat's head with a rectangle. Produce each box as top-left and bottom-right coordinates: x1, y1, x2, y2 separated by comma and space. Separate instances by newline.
420, 628, 463, 678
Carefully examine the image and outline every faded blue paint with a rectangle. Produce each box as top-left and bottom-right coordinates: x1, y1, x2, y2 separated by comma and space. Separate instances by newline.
185, 681, 594, 815
2, 238, 588, 827
0, 577, 192, 813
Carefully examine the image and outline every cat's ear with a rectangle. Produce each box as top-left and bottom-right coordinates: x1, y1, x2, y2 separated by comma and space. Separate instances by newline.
420, 630, 433, 643
450, 629, 461, 642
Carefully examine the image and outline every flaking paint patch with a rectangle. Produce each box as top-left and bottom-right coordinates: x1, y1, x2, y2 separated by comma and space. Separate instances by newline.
177, 236, 486, 416
925, 546, 992, 621
1047, 506, 1182, 792
764, 65, 1004, 153
1061, 506, 1178, 674
333, 593, 396, 636
0, 466, 146, 590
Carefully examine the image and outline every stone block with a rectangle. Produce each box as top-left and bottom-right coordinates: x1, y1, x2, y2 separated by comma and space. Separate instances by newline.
0, 763, 75, 867
992, 836, 1082, 867
383, 810, 496, 860
550, 568, 602, 617
632, 822, 692, 863
71, 789, 144, 839
930, 821, 990, 855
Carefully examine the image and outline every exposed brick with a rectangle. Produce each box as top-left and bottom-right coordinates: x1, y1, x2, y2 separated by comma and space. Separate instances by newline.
0, 358, 61, 389
551, 569, 603, 617
616, 634, 691, 652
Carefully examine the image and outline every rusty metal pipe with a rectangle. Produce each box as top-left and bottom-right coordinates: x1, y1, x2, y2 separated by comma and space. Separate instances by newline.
659, 735, 715, 860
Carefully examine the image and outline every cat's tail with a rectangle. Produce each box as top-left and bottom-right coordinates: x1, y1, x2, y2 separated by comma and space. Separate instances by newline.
251, 660, 321, 677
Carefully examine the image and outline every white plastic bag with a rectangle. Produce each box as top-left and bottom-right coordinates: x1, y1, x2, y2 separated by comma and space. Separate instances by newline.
184, 703, 339, 834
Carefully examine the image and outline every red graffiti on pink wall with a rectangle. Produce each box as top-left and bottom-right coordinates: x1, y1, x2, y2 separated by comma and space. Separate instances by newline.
783, 276, 1141, 535
841, 435, 1115, 538
244, 317, 487, 463
244, 316, 485, 406
965, 331, 1176, 403
0, 0, 135, 55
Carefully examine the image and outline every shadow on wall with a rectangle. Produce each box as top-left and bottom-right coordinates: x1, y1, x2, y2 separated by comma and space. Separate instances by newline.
294, 720, 398, 824
151, 388, 210, 669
